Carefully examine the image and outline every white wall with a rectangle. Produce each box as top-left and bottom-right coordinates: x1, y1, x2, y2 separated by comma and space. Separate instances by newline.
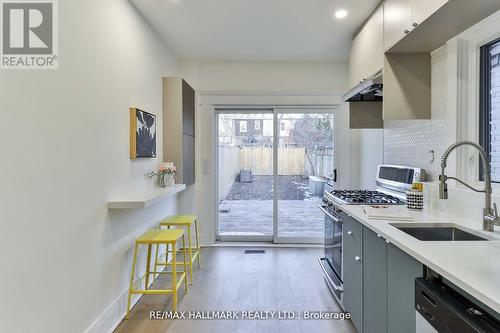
180, 60, 350, 91
350, 129, 384, 189
0, 1, 180, 332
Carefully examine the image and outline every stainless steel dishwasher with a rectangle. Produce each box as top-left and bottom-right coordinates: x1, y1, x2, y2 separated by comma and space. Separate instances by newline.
415, 278, 500, 333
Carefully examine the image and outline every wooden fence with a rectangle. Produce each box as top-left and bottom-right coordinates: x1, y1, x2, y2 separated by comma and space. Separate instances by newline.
218, 146, 334, 198
239, 147, 306, 175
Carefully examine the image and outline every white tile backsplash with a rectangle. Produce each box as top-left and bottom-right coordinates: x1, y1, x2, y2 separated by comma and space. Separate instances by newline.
384, 120, 448, 181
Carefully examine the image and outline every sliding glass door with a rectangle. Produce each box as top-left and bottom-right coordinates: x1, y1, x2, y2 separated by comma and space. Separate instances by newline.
275, 112, 334, 243
216, 109, 334, 243
217, 111, 274, 241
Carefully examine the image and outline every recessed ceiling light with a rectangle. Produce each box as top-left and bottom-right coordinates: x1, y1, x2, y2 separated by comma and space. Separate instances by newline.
334, 9, 348, 19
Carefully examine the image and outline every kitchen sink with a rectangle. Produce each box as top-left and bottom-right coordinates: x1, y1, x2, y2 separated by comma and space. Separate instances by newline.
390, 223, 491, 241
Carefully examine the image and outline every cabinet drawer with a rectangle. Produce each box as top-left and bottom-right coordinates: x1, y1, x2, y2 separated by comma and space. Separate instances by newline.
343, 215, 363, 249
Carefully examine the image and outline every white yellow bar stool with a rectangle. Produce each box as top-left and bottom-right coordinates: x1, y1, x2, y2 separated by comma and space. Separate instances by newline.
155, 215, 200, 285
126, 229, 188, 319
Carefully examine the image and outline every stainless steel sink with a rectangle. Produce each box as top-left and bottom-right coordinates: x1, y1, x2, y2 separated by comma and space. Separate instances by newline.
390, 223, 491, 241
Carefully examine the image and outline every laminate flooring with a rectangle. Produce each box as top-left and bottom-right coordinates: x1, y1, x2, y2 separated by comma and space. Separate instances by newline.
114, 247, 356, 333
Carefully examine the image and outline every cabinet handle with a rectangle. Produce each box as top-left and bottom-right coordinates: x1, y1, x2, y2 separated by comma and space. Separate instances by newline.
354, 256, 361, 262
347, 231, 353, 235
377, 234, 381, 238
386, 240, 390, 244
412, 22, 418, 27
404, 29, 410, 34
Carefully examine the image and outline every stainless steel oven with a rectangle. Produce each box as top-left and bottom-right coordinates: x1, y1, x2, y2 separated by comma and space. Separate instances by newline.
318, 165, 423, 310
318, 201, 345, 309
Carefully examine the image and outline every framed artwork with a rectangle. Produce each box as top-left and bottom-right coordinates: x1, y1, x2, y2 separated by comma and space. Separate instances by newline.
130, 107, 156, 159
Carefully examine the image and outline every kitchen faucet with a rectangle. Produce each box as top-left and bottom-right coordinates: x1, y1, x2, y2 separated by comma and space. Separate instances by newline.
439, 140, 500, 232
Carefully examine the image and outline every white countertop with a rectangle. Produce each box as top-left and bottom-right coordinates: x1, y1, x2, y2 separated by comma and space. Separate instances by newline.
107, 184, 186, 209
340, 204, 500, 315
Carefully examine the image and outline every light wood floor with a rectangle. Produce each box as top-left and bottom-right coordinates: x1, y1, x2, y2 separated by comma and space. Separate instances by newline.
114, 247, 356, 333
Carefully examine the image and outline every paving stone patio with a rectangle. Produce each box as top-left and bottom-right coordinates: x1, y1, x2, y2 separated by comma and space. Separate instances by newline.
219, 175, 324, 237
218, 199, 324, 237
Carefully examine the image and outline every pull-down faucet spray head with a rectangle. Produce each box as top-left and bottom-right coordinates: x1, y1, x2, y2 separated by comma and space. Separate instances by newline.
439, 174, 448, 199
439, 148, 449, 199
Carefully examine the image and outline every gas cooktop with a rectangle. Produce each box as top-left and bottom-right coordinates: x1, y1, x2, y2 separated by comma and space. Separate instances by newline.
327, 189, 404, 205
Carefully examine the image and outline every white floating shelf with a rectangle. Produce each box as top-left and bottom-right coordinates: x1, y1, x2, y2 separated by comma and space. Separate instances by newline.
107, 184, 186, 209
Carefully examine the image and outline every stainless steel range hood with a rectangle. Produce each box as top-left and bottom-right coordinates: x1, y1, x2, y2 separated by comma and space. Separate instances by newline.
342, 70, 383, 102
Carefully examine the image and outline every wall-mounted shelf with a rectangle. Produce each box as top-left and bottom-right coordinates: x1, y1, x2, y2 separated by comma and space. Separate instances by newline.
107, 184, 186, 209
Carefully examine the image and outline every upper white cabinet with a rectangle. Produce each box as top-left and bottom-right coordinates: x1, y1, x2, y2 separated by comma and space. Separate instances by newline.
383, 0, 412, 51
410, 0, 448, 27
383, 0, 448, 51
389, 0, 500, 53
350, 6, 384, 87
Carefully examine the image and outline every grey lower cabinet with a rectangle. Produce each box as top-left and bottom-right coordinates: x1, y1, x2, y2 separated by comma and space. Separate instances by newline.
342, 216, 423, 333
362, 227, 387, 333
343, 215, 364, 333
387, 243, 423, 333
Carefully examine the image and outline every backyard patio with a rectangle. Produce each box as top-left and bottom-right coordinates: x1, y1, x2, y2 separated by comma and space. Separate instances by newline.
219, 176, 324, 237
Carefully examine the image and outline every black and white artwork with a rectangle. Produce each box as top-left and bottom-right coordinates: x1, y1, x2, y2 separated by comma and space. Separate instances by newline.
132, 108, 156, 158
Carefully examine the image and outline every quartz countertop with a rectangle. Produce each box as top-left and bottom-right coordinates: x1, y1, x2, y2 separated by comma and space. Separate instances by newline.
339, 204, 500, 314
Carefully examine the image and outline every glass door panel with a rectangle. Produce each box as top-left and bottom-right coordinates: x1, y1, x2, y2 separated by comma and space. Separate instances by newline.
276, 112, 334, 242
217, 112, 274, 240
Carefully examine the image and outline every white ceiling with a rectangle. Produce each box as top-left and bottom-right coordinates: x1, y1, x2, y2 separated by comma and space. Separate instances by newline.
131, 0, 381, 61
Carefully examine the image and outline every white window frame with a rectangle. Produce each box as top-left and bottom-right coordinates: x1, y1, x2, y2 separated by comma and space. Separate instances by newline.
452, 11, 500, 191
196, 90, 350, 246
254, 120, 260, 130
239, 120, 247, 133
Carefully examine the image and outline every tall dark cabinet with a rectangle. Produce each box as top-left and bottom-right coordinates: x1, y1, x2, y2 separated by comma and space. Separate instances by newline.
162, 77, 195, 185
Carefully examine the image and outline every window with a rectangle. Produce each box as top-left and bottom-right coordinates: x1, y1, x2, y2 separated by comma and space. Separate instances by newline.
239, 120, 247, 133
280, 121, 285, 131
254, 120, 260, 130
480, 38, 500, 182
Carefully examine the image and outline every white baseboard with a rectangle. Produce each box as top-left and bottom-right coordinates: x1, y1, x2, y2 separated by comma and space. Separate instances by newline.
84, 252, 168, 333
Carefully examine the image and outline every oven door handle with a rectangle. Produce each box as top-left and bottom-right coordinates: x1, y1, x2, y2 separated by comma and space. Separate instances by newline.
317, 257, 343, 292
319, 205, 340, 223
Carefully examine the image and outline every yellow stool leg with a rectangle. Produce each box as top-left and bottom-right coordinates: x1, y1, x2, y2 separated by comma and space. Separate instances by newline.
154, 243, 159, 276
126, 243, 139, 319
165, 225, 171, 270
172, 242, 177, 311
195, 219, 201, 268
145, 244, 152, 289
182, 234, 188, 292
187, 226, 193, 284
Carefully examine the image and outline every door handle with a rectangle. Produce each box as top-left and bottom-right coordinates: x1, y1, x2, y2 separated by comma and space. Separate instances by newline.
319, 205, 340, 222
333, 169, 337, 183
317, 257, 343, 292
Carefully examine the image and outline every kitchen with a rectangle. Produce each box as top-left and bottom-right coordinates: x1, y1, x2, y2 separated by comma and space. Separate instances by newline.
2, 0, 500, 333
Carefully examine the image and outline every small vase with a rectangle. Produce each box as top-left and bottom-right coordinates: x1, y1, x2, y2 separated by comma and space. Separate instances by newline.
165, 174, 175, 186
159, 174, 167, 188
